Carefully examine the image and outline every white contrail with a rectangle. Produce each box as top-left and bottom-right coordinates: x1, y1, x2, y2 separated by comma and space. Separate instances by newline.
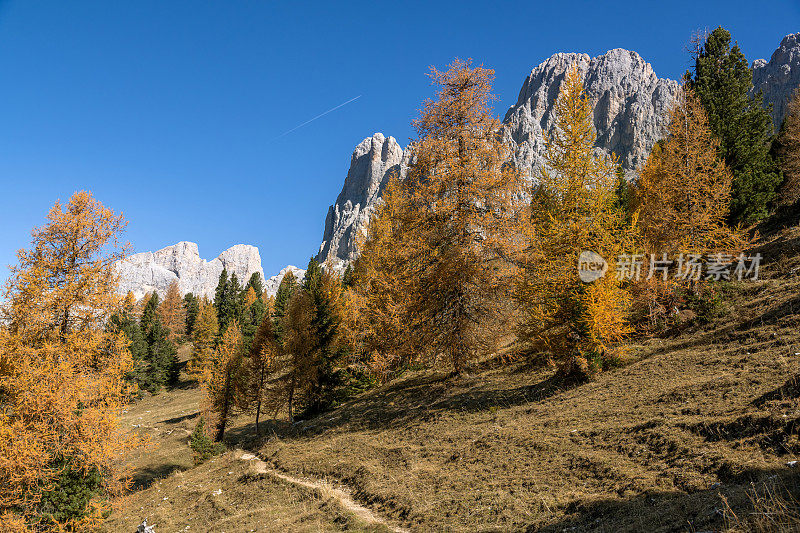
273, 95, 362, 140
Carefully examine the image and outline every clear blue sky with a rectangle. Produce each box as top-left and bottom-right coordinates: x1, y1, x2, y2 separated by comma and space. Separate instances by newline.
1, 1, 798, 277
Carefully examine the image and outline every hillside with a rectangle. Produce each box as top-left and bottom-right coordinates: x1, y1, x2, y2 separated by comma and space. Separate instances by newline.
103, 218, 800, 532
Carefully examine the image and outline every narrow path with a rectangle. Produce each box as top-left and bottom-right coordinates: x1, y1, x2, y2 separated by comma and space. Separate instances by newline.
236, 450, 409, 533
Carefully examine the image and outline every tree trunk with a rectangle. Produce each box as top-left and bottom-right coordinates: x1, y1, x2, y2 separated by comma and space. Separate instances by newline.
214, 370, 232, 442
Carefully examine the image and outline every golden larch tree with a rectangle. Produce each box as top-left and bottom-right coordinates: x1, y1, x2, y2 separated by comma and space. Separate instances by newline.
280, 291, 317, 422
516, 65, 636, 379
243, 286, 257, 310
352, 176, 421, 378
248, 311, 280, 434
0, 191, 136, 530
358, 58, 526, 374
158, 280, 186, 342
197, 320, 247, 442
189, 298, 218, 378
778, 88, 800, 205
635, 87, 742, 254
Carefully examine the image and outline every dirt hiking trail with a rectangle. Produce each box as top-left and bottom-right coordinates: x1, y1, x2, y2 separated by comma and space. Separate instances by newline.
236, 450, 409, 533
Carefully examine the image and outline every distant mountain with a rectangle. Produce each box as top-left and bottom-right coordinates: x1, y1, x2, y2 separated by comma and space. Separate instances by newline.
752, 33, 800, 132
316, 133, 410, 271
316, 34, 800, 270
116, 241, 299, 299
317, 47, 680, 268
264, 265, 306, 296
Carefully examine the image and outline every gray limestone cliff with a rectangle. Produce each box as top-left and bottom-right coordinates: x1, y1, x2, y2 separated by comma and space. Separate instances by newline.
752, 33, 800, 132
316, 133, 411, 269
317, 48, 680, 267
116, 242, 265, 300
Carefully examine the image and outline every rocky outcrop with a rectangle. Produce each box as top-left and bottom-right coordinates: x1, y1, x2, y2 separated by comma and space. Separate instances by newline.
264, 265, 306, 296
317, 48, 679, 267
316, 133, 410, 269
116, 241, 265, 300
752, 33, 800, 132
501, 48, 679, 179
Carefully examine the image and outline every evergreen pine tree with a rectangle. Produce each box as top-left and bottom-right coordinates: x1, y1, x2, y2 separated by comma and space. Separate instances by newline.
221, 272, 244, 332
214, 268, 228, 313
273, 271, 297, 341
144, 317, 179, 391
687, 26, 781, 223
245, 272, 264, 295
110, 293, 148, 378
302, 257, 322, 290
341, 264, 354, 288
183, 292, 200, 336
139, 292, 160, 334
138, 292, 178, 391
303, 266, 345, 415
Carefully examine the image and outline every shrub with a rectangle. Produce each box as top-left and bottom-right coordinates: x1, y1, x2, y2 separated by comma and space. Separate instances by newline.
189, 418, 224, 464
683, 284, 726, 324
37, 459, 107, 527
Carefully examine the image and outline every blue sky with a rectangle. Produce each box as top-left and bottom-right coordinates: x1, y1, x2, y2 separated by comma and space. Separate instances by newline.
1, 1, 798, 277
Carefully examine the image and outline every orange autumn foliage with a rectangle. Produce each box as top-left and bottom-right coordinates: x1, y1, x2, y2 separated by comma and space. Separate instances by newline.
355, 59, 526, 374
635, 87, 744, 255
0, 191, 136, 531
158, 280, 186, 342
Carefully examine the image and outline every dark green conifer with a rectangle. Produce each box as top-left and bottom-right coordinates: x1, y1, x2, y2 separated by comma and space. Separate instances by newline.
273, 271, 297, 341
183, 292, 200, 336
687, 26, 782, 223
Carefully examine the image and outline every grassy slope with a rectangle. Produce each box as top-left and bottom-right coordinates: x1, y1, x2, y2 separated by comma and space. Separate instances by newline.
107, 222, 800, 532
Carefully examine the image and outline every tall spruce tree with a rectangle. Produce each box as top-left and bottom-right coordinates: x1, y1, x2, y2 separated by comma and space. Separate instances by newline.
273, 270, 297, 341
138, 292, 178, 391
687, 26, 781, 224
245, 272, 264, 295
300, 257, 344, 414
777, 88, 800, 205
214, 268, 229, 312
221, 273, 244, 332
183, 292, 200, 336
111, 293, 148, 370
302, 258, 322, 290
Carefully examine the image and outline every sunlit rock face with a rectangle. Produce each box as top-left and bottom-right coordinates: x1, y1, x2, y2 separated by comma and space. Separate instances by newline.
116, 241, 265, 299
752, 33, 800, 132
501, 48, 679, 180
317, 48, 679, 266
263, 265, 306, 297
316, 132, 411, 270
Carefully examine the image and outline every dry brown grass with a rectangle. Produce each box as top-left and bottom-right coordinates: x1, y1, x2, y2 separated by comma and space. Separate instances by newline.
105, 225, 800, 532
722, 477, 800, 532
253, 271, 800, 531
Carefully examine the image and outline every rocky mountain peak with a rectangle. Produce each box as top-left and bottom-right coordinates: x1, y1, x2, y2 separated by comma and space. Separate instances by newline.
317, 47, 680, 268
116, 242, 266, 300
316, 132, 411, 269
752, 32, 800, 131
501, 48, 679, 178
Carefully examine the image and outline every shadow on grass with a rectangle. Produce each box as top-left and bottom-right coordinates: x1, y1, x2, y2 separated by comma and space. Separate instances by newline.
754, 374, 800, 406
128, 462, 189, 491
160, 411, 199, 425
225, 370, 570, 447
534, 468, 797, 533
